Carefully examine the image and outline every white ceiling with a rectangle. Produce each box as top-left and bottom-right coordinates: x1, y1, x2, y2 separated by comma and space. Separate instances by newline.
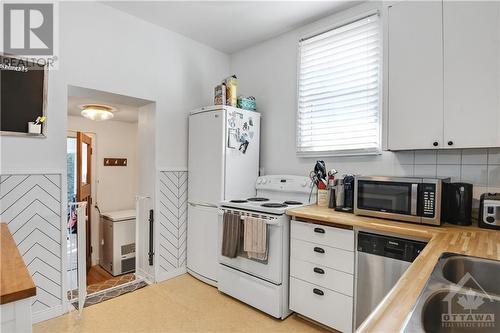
68, 86, 153, 123
103, 1, 359, 54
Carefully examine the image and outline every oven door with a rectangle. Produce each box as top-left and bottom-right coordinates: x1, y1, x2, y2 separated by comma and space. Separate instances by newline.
218, 209, 283, 285
354, 177, 421, 223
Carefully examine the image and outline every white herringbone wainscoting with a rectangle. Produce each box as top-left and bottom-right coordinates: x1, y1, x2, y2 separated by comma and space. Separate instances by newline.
157, 171, 187, 280
0, 174, 63, 317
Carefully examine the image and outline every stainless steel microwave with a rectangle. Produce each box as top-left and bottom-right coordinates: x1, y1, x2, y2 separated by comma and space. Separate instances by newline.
354, 176, 450, 226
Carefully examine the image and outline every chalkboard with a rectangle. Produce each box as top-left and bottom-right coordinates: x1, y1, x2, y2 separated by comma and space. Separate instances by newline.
1, 55, 47, 136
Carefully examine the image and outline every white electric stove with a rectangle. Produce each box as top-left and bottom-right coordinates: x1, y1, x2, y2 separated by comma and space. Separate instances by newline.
217, 175, 314, 319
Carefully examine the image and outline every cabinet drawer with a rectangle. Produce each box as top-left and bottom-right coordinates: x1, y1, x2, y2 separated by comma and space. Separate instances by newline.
291, 220, 354, 251
291, 238, 354, 274
290, 258, 353, 296
290, 277, 353, 333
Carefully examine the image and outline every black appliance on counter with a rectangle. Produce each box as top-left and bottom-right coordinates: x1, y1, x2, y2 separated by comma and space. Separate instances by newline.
442, 182, 473, 226
334, 174, 355, 213
478, 193, 500, 230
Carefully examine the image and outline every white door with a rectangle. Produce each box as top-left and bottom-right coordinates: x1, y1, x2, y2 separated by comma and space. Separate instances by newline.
387, 1, 444, 150
224, 110, 260, 200
188, 110, 225, 205
76, 202, 87, 313
187, 203, 219, 284
443, 1, 500, 148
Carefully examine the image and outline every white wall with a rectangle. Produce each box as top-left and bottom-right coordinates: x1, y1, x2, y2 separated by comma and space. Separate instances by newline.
137, 103, 156, 281
68, 115, 138, 265
230, 2, 392, 177
1, 1, 229, 172
0, 1, 229, 320
229, 1, 500, 198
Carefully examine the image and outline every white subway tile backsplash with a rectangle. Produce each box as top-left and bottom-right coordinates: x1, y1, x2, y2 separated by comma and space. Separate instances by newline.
415, 150, 437, 164
488, 148, 500, 165
401, 164, 414, 177
414, 164, 437, 177
462, 149, 488, 165
461, 165, 488, 185
389, 148, 500, 188
437, 164, 460, 181
488, 165, 500, 187
394, 151, 415, 164
437, 150, 461, 165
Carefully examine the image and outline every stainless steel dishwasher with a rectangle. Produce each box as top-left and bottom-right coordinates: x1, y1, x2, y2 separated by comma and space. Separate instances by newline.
355, 231, 426, 328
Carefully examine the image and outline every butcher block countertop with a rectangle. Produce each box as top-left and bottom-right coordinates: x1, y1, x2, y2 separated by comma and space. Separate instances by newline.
0, 223, 36, 305
286, 205, 500, 333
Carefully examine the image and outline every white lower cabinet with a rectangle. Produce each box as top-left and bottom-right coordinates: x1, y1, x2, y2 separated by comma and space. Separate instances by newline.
290, 278, 353, 333
290, 220, 354, 333
0, 298, 33, 333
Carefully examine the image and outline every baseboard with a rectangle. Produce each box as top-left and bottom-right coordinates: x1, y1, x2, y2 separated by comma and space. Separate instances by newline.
32, 304, 65, 324
156, 267, 187, 282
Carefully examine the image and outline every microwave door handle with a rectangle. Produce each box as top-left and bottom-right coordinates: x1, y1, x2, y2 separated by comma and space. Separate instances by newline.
411, 184, 418, 215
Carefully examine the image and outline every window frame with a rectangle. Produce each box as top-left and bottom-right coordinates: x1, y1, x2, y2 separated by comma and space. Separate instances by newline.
296, 9, 383, 157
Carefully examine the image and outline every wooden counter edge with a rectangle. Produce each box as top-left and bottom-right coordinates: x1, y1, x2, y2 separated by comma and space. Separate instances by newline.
1, 223, 37, 305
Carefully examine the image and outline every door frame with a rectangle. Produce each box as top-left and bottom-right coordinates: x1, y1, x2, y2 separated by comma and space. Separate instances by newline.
76, 131, 93, 273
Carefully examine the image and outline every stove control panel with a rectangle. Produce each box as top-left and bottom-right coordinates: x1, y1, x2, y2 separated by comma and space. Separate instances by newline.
255, 175, 313, 193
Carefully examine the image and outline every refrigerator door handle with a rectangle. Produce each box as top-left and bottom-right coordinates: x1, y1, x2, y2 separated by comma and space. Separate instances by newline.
189, 202, 218, 209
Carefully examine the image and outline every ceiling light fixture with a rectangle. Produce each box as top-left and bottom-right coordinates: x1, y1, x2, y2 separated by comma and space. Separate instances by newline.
80, 104, 116, 121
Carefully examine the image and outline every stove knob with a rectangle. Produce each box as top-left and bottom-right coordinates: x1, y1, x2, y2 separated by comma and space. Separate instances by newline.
301, 181, 307, 187
262, 178, 268, 184
257, 178, 262, 185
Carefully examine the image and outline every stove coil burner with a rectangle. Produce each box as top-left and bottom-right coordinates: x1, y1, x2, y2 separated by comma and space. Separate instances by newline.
261, 203, 288, 208
247, 197, 270, 202
230, 200, 248, 203
284, 201, 302, 205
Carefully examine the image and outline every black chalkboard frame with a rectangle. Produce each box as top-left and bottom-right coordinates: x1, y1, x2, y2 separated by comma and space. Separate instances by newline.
0, 53, 48, 137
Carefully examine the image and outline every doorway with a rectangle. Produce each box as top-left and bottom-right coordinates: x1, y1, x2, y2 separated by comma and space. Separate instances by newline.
66, 86, 156, 309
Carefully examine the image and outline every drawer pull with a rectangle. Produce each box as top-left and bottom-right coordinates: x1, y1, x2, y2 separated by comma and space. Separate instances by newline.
314, 227, 325, 234
314, 247, 325, 254
313, 267, 325, 274
313, 288, 324, 296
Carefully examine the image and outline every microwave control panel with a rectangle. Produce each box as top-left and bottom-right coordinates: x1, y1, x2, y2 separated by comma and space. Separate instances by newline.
421, 184, 436, 218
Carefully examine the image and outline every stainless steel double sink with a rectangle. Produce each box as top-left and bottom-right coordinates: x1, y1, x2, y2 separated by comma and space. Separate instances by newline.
402, 253, 500, 333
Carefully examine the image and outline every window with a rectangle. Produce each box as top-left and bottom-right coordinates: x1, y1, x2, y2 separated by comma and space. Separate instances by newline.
297, 14, 381, 156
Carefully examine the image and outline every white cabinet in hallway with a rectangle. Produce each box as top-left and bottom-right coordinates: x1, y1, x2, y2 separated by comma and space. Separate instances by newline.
289, 220, 355, 333
386, 1, 500, 150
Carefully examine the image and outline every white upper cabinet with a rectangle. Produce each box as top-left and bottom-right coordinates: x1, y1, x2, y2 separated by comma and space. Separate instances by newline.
386, 1, 500, 150
387, 1, 444, 150
443, 1, 500, 148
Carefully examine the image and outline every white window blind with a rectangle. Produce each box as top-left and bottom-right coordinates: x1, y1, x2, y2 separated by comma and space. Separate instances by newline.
297, 14, 381, 155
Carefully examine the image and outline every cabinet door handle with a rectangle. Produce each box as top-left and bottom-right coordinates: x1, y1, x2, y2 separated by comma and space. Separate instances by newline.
313, 267, 325, 274
314, 247, 325, 254
313, 288, 324, 296
314, 227, 325, 234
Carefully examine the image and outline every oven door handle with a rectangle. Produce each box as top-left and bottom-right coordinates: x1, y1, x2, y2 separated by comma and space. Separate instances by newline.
219, 209, 281, 226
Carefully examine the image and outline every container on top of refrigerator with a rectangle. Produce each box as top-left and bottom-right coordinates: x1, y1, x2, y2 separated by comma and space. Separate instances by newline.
214, 83, 226, 105
224, 75, 238, 107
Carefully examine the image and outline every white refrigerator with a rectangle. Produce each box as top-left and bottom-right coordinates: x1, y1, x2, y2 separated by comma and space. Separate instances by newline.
187, 105, 260, 286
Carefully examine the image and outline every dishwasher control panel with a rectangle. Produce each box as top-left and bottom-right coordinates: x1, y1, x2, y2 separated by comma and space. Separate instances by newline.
357, 232, 427, 263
